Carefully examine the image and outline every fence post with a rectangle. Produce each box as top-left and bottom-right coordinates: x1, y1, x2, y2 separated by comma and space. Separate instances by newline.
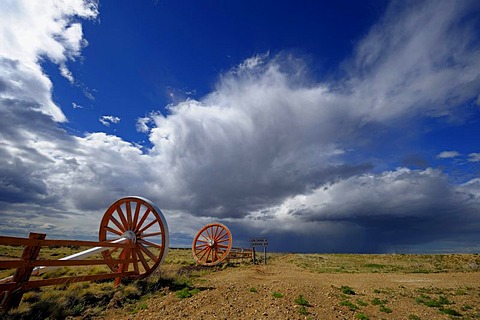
2, 233, 46, 311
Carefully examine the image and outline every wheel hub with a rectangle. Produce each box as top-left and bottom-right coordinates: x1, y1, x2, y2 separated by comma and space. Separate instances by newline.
207, 238, 215, 247
122, 230, 137, 243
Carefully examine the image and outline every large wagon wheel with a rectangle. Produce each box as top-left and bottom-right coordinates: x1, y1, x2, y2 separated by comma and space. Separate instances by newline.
192, 222, 232, 266
99, 196, 169, 280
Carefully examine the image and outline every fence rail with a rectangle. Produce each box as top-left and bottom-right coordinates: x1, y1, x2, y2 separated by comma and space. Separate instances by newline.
0, 233, 136, 311
227, 247, 254, 263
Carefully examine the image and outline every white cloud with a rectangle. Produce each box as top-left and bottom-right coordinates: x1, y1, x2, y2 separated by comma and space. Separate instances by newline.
256, 168, 455, 223
234, 52, 270, 72
437, 151, 461, 159
136, 116, 151, 133
468, 153, 480, 162
0, 57, 64, 121
347, 0, 480, 122
136, 112, 162, 133
459, 178, 480, 197
99, 115, 121, 127
0, 0, 96, 63
0, 0, 98, 121
59, 63, 75, 84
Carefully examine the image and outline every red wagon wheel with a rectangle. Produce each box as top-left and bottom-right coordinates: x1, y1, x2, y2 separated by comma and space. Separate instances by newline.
99, 196, 169, 280
192, 222, 232, 266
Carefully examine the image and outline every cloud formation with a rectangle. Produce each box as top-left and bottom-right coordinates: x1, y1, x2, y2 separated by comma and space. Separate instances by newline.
347, 0, 480, 122
242, 168, 480, 251
468, 153, 480, 162
0, 0, 480, 252
0, 0, 97, 121
437, 151, 461, 159
99, 115, 121, 127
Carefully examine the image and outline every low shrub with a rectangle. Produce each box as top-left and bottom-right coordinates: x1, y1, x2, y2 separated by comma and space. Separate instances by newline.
341, 285, 355, 295
294, 294, 310, 306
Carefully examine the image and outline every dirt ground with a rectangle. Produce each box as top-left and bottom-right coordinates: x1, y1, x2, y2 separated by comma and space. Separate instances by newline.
103, 254, 480, 320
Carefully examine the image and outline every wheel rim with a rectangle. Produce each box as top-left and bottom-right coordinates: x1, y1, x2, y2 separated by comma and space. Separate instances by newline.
99, 196, 169, 279
192, 223, 232, 266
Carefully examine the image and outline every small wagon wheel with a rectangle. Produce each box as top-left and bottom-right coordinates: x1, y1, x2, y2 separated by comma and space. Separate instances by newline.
192, 222, 232, 266
99, 196, 169, 280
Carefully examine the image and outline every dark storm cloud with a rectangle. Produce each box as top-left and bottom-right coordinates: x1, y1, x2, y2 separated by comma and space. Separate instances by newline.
182, 163, 374, 218
0, 66, 80, 206
0, 156, 49, 203
0, 78, 7, 93
242, 168, 480, 253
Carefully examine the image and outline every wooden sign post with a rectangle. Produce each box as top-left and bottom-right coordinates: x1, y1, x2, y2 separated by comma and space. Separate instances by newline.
250, 238, 268, 265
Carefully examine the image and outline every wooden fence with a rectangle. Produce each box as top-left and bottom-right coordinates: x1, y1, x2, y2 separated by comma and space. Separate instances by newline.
226, 247, 254, 263
0, 233, 136, 310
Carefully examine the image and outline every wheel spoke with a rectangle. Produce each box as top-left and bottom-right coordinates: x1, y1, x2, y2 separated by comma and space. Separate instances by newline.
132, 200, 141, 229
126, 201, 133, 229
138, 238, 163, 249
210, 226, 216, 238
199, 247, 210, 261
216, 231, 228, 241
138, 218, 159, 234
135, 208, 151, 232
137, 249, 150, 271
195, 246, 208, 255
217, 238, 230, 243
141, 231, 163, 238
211, 249, 218, 262
105, 226, 123, 236
104, 236, 122, 242
209, 227, 216, 238
217, 244, 229, 249
212, 249, 218, 262
109, 215, 125, 232
207, 248, 213, 262
139, 243, 158, 262
132, 250, 140, 275
116, 207, 129, 230
205, 228, 211, 239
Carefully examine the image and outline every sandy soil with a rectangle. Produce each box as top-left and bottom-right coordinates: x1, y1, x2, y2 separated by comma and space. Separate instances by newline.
103, 255, 480, 320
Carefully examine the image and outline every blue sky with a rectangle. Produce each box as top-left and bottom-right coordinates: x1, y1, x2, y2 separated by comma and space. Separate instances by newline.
1, 0, 479, 253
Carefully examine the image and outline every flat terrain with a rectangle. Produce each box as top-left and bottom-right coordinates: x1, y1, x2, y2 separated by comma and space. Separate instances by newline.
2, 249, 480, 319
104, 253, 480, 320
